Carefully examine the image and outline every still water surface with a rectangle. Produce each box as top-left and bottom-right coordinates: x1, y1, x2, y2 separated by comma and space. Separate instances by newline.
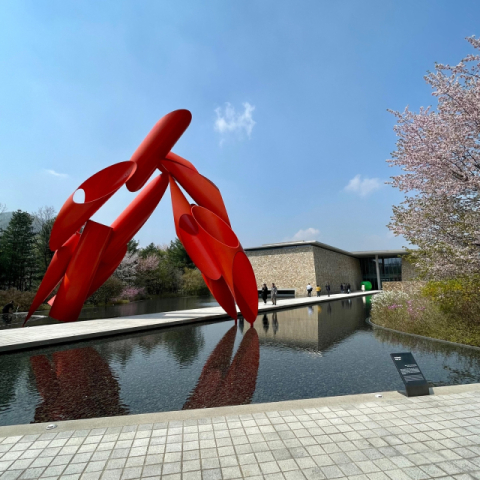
1, 296, 480, 426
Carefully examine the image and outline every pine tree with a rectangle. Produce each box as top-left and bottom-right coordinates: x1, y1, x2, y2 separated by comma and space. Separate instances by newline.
0, 210, 37, 290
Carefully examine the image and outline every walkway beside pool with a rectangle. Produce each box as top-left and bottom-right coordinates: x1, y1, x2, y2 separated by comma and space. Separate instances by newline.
0, 383, 479, 480
0, 291, 379, 354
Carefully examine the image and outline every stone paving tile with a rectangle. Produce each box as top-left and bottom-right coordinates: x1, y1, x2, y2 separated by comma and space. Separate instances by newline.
2, 390, 480, 479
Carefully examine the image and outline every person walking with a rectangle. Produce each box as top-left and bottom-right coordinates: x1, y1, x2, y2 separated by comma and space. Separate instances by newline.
325, 283, 331, 297
261, 283, 268, 304
271, 283, 278, 305
347, 283, 351, 294
2, 300, 14, 324
340, 283, 344, 294
316, 285, 321, 297
306, 283, 313, 297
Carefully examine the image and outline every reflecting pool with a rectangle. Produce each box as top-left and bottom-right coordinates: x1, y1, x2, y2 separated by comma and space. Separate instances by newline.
2, 296, 480, 426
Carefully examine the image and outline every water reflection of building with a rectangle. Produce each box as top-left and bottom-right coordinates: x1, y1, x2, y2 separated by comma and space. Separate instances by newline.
245, 241, 414, 293
31, 347, 128, 423
252, 300, 368, 352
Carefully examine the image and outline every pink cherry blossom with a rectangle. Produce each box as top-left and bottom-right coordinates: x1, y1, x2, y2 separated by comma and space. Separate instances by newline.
388, 36, 480, 278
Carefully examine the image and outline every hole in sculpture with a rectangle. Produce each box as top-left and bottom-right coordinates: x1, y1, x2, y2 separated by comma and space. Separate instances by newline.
73, 189, 85, 204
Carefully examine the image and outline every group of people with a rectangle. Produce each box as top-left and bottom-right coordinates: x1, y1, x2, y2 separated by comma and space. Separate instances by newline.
306, 283, 323, 297
261, 283, 278, 305
306, 282, 351, 297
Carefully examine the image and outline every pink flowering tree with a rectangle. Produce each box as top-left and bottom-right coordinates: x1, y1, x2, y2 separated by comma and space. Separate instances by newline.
388, 36, 480, 278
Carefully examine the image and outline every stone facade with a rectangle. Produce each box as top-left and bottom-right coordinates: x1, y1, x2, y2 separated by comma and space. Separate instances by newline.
245, 245, 315, 296
312, 245, 362, 294
245, 244, 362, 297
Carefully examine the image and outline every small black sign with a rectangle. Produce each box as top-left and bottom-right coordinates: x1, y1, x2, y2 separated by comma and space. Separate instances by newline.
390, 352, 429, 397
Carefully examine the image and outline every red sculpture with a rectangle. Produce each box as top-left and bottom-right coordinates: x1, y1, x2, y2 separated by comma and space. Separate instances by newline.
26, 110, 258, 325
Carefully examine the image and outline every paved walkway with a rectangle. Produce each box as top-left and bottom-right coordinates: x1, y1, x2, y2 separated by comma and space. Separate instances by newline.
1, 384, 479, 480
0, 291, 378, 353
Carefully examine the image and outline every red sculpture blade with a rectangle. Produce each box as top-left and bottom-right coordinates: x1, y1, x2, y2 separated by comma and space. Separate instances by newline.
161, 158, 230, 225
170, 177, 222, 281
24, 232, 80, 324
126, 110, 192, 192
49, 161, 136, 251
49, 220, 112, 322
202, 274, 237, 320
164, 151, 198, 173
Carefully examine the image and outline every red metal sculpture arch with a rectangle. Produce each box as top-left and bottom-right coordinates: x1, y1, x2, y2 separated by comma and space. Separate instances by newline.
25, 110, 259, 325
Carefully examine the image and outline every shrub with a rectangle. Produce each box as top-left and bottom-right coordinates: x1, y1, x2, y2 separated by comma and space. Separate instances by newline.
0, 288, 37, 312
182, 268, 210, 296
119, 286, 146, 301
371, 278, 480, 346
87, 277, 124, 306
422, 275, 480, 326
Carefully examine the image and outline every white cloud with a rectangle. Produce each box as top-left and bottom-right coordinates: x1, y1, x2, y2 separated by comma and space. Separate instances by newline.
344, 174, 382, 197
214, 102, 256, 143
290, 228, 320, 242
45, 169, 68, 178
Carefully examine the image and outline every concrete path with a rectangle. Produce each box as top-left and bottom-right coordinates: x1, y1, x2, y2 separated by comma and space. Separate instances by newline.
1, 383, 479, 480
0, 291, 379, 354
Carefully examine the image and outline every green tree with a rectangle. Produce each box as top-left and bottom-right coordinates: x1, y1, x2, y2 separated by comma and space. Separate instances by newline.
167, 238, 194, 270
0, 210, 37, 290
127, 239, 139, 254
33, 206, 56, 279
139, 242, 166, 259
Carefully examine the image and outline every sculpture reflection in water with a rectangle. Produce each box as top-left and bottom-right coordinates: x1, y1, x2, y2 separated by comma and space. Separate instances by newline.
30, 347, 128, 423
25, 109, 258, 326
183, 326, 259, 410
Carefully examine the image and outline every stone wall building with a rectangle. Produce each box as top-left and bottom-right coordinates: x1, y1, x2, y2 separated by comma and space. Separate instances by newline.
245, 241, 413, 296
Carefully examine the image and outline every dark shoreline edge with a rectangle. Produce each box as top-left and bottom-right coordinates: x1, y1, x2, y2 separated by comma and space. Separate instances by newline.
366, 317, 480, 351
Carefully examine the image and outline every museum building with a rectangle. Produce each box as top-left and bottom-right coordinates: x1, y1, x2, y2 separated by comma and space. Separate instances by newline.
244, 240, 415, 296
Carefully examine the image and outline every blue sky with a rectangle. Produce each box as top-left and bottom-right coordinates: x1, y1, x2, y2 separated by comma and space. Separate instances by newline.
0, 1, 478, 251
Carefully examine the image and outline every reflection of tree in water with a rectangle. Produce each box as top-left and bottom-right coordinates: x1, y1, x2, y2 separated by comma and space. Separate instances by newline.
0, 355, 31, 415
161, 326, 205, 366
30, 347, 128, 423
373, 328, 480, 385
94, 325, 205, 368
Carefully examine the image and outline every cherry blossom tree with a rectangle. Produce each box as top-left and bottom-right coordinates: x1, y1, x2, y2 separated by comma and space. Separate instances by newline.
114, 251, 139, 285
388, 36, 480, 278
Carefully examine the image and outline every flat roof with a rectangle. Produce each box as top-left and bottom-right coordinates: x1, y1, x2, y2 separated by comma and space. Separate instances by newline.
349, 249, 408, 258
244, 240, 409, 258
